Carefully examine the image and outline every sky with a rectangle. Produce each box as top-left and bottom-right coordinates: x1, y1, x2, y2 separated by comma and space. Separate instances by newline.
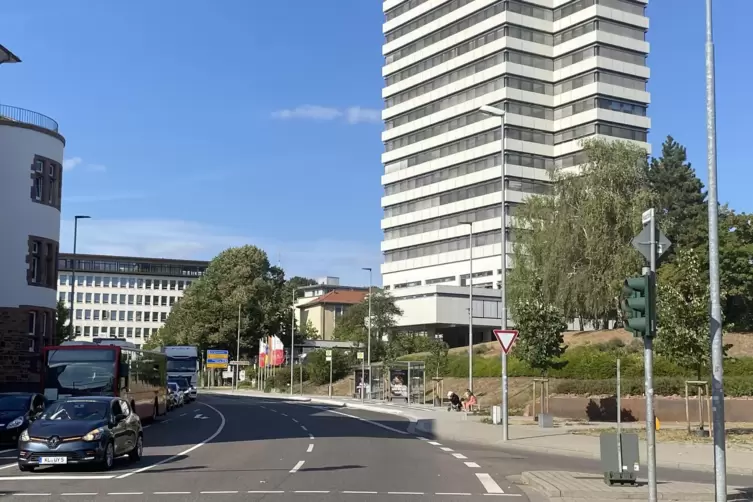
1, 0, 750, 287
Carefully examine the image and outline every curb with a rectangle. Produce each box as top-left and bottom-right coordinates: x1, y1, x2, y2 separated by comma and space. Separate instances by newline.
413, 420, 753, 477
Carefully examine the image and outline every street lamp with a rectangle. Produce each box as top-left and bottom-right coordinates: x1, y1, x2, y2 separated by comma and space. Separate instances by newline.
69, 215, 91, 339
458, 221, 474, 393
478, 103, 509, 440
289, 287, 299, 395
362, 267, 373, 399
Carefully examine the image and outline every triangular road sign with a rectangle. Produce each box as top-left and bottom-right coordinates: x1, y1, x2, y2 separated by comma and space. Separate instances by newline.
493, 329, 519, 354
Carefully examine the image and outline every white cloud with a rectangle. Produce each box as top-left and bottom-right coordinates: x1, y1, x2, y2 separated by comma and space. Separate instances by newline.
63, 157, 83, 171
272, 105, 380, 124
58, 218, 381, 286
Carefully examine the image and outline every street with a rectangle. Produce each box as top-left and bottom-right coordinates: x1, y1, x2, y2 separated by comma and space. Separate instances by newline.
0, 394, 526, 500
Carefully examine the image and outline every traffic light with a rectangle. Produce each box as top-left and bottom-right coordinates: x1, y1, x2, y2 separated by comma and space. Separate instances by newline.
621, 273, 656, 338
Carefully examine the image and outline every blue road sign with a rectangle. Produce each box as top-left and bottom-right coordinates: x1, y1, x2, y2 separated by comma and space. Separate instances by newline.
207, 349, 229, 368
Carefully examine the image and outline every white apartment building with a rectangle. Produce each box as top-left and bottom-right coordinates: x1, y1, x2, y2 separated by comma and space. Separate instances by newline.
380, 0, 651, 346
57, 253, 208, 348
0, 43, 65, 390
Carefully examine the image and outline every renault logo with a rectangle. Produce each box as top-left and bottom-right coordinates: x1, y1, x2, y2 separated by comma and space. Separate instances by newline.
47, 436, 60, 449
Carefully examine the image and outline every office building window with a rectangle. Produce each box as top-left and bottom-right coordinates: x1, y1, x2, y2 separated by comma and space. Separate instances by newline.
118, 311, 125, 321
85, 293, 92, 303
84, 326, 91, 337
136, 312, 142, 322
58, 292, 65, 302
103, 293, 109, 304
94, 293, 101, 303
127, 328, 133, 338
77, 292, 83, 303
118, 327, 125, 337
75, 309, 82, 320
136, 328, 142, 337
84, 309, 91, 320
95, 276, 102, 287
127, 311, 134, 322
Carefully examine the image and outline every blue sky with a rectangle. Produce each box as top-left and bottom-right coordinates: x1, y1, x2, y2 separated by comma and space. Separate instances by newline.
1, 0, 749, 286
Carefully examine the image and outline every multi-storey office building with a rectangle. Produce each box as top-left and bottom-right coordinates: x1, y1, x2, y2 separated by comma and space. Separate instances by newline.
57, 254, 209, 348
0, 43, 66, 390
380, 0, 651, 345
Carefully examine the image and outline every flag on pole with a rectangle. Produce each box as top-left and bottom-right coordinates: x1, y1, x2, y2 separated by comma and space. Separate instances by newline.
258, 338, 268, 368
271, 336, 285, 366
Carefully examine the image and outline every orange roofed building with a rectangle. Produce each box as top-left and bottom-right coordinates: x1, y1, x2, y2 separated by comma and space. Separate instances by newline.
297, 289, 367, 340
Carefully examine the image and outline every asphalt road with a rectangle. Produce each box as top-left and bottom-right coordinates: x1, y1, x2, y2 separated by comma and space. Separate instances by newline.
0, 394, 525, 501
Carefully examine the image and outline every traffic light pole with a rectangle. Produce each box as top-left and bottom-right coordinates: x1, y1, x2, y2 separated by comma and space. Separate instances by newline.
645, 209, 658, 502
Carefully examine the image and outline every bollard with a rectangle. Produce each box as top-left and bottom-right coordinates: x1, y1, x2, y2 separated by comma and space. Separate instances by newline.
492, 405, 501, 425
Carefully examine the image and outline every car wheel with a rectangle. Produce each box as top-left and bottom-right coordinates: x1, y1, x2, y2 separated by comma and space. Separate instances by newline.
102, 442, 115, 470
129, 434, 143, 461
17, 464, 34, 472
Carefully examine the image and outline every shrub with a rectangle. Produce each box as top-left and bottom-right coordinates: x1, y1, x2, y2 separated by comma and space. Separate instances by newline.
554, 376, 753, 398
305, 349, 351, 385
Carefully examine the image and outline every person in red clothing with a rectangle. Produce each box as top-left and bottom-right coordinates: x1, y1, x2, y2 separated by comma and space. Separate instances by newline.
463, 389, 477, 411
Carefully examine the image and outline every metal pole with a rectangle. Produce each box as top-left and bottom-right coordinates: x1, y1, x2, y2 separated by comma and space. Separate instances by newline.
499, 114, 509, 442
617, 358, 623, 472
364, 267, 372, 399
235, 303, 241, 391
645, 211, 657, 502
361, 357, 365, 402
290, 289, 295, 395
329, 357, 333, 397
299, 361, 303, 395
704, 2, 726, 499
468, 224, 474, 393
69, 218, 79, 339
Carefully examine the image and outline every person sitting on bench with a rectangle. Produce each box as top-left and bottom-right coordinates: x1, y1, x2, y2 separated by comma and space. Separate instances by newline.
463, 389, 477, 411
447, 391, 462, 411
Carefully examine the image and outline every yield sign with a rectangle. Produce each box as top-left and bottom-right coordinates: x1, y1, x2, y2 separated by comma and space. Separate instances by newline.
493, 329, 519, 354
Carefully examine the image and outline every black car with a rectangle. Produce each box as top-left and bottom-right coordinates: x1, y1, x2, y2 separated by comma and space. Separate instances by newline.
0, 393, 46, 446
168, 377, 193, 401
17, 396, 143, 472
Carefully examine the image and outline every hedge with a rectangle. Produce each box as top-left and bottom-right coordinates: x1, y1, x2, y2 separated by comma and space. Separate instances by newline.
554, 376, 753, 398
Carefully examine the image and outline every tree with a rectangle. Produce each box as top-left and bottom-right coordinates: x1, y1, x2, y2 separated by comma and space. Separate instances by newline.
54, 299, 73, 344
300, 319, 320, 340
647, 136, 708, 254
305, 349, 351, 385
510, 277, 567, 375
333, 289, 403, 354
656, 248, 729, 378
718, 209, 753, 330
156, 245, 292, 356
509, 138, 655, 326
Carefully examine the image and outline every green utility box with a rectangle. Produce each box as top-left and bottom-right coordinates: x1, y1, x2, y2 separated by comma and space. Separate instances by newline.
600, 432, 639, 486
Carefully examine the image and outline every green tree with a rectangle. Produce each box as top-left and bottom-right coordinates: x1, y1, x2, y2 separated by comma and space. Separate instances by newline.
656, 248, 729, 378
305, 349, 351, 385
510, 277, 567, 375
333, 289, 403, 357
55, 299, 73, 344
427, 337, 450, 378
647, 136, 708, 253
300, 319, 320, 340
718, 209, 753, 330
509, 138, 655, 326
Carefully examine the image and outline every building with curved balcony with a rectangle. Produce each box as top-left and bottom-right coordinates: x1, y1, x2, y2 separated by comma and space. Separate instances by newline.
0, 44, 66, 390
381, 0, 651, 345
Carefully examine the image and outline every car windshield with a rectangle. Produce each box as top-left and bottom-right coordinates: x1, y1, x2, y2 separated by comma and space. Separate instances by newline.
44, 349, 116, 396
0, 395, 29, 412
166, 358, 197, 372
42, 400, 109, 421
168, 383, 179, 392
168, 379, 189, 390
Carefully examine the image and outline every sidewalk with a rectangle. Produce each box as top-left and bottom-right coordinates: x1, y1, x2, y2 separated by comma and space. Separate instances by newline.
207, 389, 753, 476
519, 471, 753, 501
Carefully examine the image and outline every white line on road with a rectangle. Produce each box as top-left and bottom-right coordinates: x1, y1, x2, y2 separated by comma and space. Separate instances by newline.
294, 491, 329, 493
436, 493, 471, 496
309, 434, 315, 439
452, 453, 468, 459
0, 449, 15, 454
292, 418, 299, 423
465, 462, 480, 468
440, 447, 454, 451
307, 444, 314, 452
322, 408, 408, 435
388, 492, 424, 495
342, 491, 378, 494
417, 437, 428, 441
142, 424, 151, 429
476, 473, 505, 494
15, 494, 50, 496
0, 463, 19, 470
154, 492, 191, 495
300, 425, 307, 431
200, 491, 239, 494
289, 460, 305, 473
281, 413, 288, 417
481, 495, 522, 497
115, 401, 226, 479
0, 475, 114, 480
180, 413, 187, 417
428, 441, 442, 446
61, 494, 98, 496
107, 493, 143, 496
248, 491, 284, 494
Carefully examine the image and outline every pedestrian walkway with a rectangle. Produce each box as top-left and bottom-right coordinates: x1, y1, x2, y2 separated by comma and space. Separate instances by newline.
520, 471, 753, 501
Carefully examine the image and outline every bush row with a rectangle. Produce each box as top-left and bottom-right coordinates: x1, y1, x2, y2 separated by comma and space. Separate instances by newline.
554, 376, 753, 398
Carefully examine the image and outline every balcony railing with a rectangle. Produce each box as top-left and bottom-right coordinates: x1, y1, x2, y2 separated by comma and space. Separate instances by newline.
0, 104, 59, 133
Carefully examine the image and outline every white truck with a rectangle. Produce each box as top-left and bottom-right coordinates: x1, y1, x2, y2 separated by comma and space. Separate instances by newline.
161, 346, 199, 400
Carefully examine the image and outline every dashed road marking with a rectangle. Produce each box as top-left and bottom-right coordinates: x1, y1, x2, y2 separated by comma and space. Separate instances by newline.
342, 491, 378, 494
307, 444, 314, 452
281, 413, 288, 417
0, 490, 520, 497
452, 453, 468, 459
0, 449, 15, 454
320, 408, 408, 435
476, 473, 505, 494
388, 492, 424, 495
440, 447, 454, 452
436, 493, 471, 496
301, 425, 308, 431
428, 441, 442, 446
200, 491, 239, 494
294, 490, 329, 493
309, 434, 315, 439
247, 491, 284, 494
292, 418, 299, 423
107, 493, 143, 496
290, 460, 305, 473
465, 461, 480, 468
15, 494, 50, 497
154, 492, 191, 495
61, 494, 98, 497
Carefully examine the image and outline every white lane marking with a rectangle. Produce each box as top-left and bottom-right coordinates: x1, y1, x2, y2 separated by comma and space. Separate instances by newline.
0, 475, 114, 480
0, 463, 20, 471
388, 492, 424, 495
440, 447, 454, 452
482, 495, 522, 497
322, 408, 408, 435
15, 494, 51, 496
107, 493, 143, 496
142, 424, 152, 429
465, 462, 480, 468
292, 418, 299, 423
342, 491, 378, 494
417, 437, 428, 441
300, 426, 308, 431
162, 419, 172, 424
428, 441, 442, 446
116, 401, 226, 479
200, 491, 239, 494
154, 492, 191, 495
436, 493, 471, 496
61, 494, 98, 497
309, 434, 315, 439
260, 406, 267, 409
294, 491, 329, 493
452, 453, 468, 459
476, 473, 505, 494
0, 449, 15, 454
307, 444, 314, 453
269, 409, 277, 413
180, 413, 187, 417
281, 413, 288, 417
248, 491, 284, 494
290, 460, 305, 473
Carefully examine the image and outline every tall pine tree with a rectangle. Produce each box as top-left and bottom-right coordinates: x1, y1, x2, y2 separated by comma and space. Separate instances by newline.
647, 135, 707, 255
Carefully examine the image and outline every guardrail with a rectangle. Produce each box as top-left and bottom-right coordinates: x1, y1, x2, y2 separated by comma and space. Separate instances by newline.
0, 104, 59, 133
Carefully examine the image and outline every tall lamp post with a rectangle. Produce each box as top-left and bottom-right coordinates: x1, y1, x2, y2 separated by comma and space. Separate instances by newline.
459, 221, 474, 393
478, 104, 508, 440
69, 215, 91, 339
289, 287, 298, 395
362, 267, 372, 398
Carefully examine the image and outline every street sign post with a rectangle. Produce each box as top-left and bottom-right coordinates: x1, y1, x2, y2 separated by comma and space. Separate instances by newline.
493, 329, 519, 354
207, 349, 229, 369
229, 361, 251, 366
357, 351, 365, 401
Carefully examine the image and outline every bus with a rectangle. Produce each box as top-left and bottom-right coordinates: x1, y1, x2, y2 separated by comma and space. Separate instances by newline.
41, 341, 168, 421
161, 346, 199, 400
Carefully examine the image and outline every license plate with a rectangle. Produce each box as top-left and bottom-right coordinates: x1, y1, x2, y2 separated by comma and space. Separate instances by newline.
39, 457, 67, 465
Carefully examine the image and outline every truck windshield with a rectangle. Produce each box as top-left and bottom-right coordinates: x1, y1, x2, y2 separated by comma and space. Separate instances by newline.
166, 358, 197, 372
44, 349, 116, 397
